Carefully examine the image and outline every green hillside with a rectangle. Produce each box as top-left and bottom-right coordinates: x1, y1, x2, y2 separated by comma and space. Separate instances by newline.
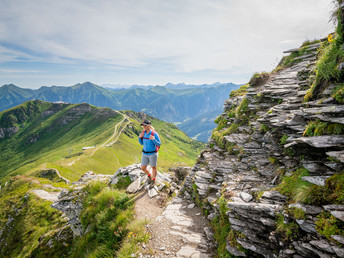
0, 100, 204, 183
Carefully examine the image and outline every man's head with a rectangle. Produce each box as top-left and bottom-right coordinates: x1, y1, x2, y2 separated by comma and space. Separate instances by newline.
140, 119, 151, 126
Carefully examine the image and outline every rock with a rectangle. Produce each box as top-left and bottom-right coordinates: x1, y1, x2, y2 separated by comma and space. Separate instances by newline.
295, 220, 317, 233
332, 235, 344, 244
261, 191, 287, 203
301, 176, 330, 186
326, 150, 344, 163
187, 203, 195, 209
239, 192, 253, 202
330, 211, 344, 222
31, 190, 60, 202
309, 240, 334, 253
176, 245, 202, 257
226, 244, 246, 257
285, 136, 344, 148
333, 246, 344, 257
126, 176, 143, 194
204, 227, 214, 241
148, 187, 158, 198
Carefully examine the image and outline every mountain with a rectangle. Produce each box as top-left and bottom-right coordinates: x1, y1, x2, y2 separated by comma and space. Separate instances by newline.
0, 84, 34, 111
0, 100, 204, 181
0, 82, 240, 141
177, 108, 222, 142
182, 35, 344, 257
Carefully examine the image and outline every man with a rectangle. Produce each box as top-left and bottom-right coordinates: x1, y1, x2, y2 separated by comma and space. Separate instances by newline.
138, 119, 161, 187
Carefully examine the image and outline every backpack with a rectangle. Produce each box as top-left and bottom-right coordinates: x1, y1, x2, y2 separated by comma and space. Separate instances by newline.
142, 130, 160, 153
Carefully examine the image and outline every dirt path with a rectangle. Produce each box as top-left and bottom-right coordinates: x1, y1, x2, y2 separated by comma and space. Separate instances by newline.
134, 191, 216, 257
68, 111, 129, 166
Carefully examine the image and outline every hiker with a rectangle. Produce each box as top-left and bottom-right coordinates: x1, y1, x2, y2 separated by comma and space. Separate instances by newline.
138, 119, 161, 186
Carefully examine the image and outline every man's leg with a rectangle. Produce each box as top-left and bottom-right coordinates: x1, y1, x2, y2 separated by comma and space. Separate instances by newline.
151, 166, 157, 180
141, 165, 150, 176
141, 154, 151, 178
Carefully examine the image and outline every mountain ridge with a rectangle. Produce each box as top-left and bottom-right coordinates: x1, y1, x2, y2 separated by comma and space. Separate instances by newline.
0, 82, 240, 141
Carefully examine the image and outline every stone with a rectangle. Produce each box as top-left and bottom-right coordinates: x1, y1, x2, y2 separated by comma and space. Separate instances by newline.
261, 191, 287, 202
286, 136, 344, 148
148, 187, 158, 198
329, 211, 344, 222
295, 220, 317, 233
332, 235, 344, 245
326, 150, 344, 163
226, 244, 246, 257
309, 240, 334, 253
31, 190, 60, 202
187, 203, 195, 209
239, 192, 253, 202
333, 246, 344, 257
301, 176, 330, 186
126, 176, 142, 193
176, 245, 202, 257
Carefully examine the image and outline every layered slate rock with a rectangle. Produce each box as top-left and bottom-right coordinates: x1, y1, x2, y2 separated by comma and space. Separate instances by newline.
181, 40, 344, 257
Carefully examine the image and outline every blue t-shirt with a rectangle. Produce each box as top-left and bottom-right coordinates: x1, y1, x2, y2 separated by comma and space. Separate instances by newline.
138, 130, 161, 155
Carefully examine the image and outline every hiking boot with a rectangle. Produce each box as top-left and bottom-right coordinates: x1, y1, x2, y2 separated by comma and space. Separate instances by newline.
148, 179, 155, 189
147, 175, 153, 184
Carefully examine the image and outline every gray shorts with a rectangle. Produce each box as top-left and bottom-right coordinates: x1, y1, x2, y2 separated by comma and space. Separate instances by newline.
141, 153, 158, 167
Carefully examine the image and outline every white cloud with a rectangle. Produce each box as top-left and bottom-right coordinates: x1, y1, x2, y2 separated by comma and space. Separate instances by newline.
0, 0, 336, 80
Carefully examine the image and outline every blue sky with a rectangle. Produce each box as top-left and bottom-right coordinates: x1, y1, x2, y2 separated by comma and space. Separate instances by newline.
0, 0, 336, 89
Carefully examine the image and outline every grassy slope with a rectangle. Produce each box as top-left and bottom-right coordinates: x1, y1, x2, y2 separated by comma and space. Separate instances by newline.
0, 100, 204, 183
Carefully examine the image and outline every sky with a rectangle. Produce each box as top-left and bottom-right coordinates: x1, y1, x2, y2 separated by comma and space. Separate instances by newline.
0, 0, 336, 89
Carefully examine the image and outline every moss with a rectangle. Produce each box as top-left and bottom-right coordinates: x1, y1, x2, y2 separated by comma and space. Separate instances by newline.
289, 207, 306, 220
260, 124, 269, 133
304, 173, 344, 206
276, 214, 299, 240
315, 211, 344, 241
268, 157, 279, 165
303, 120, 344, 136
230, 83, 249, 98
280, 134, 289, 145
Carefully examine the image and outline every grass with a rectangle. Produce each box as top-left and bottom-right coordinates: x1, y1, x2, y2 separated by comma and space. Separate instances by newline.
0, 176, 68, 257
304, 10, 344, 102
0, 101, 204, 183
303, 120, 344, 136
276, 214, 299, 241
229, 83, 249, 98
210, 197, 245, 257
276, 168, 311, 203
69, 181, 149, 257
332, 83, 344, 103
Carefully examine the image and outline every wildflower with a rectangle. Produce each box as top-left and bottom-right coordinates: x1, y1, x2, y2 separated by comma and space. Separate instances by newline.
328, 34, 334, 42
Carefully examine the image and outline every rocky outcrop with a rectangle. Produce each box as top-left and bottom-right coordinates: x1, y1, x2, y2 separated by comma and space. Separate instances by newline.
182, 39, 344, 257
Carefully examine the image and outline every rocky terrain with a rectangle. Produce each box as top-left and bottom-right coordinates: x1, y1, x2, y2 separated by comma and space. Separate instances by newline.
181, 37, 344, 257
